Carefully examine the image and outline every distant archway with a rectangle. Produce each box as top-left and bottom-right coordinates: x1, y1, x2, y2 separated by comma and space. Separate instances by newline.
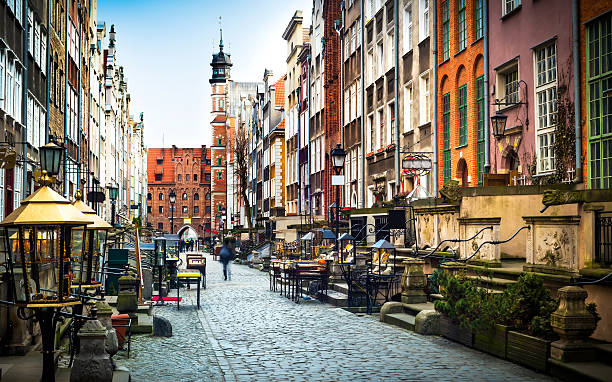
457, 158, 468, 187
177, 225, 198, 240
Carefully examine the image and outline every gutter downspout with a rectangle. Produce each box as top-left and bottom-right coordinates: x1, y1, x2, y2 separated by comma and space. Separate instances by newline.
45, 2, 51, 145
22, 0, 28, 201
394, 0, 400, 195
77, 12, 83, 190
307, 53, 312, 220
432, 0, 439, 197
484, 0, 491, 175
337, 1, 345, 148
297, 102, 302, 217
572, 0, 583, 183
359, 0, 366, 208
63, 0, 69, 197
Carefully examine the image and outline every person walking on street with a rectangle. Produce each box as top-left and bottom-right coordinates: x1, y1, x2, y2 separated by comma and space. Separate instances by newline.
219, 237, 235, 281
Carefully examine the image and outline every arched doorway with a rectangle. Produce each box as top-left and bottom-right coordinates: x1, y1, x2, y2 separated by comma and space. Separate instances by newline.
457, 158, 468, 187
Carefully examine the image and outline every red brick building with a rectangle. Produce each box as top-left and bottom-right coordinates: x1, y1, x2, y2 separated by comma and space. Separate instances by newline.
436, 0, 485, 188
146, 146, 211, 239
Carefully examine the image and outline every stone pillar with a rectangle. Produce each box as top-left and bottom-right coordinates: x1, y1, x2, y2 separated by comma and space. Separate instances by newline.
116, 270, 139, 315
71, 310, 113, 382
523, 215, 580, 274
550, 286, 598, 362
95, 300, 119, 358
401, 257, 427, 304
457, 217, 501, 267
142, 268, 153, 300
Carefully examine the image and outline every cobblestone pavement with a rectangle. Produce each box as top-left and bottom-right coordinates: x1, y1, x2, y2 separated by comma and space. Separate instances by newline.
117, 253, 553, 382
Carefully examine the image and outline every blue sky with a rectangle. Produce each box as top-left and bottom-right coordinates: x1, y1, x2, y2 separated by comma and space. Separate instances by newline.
98, 0, 311, 148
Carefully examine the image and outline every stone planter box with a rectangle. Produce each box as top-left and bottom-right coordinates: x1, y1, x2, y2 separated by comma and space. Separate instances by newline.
474, 324, 510, 359
507, 331, 550, 372
439, 315, 473, 347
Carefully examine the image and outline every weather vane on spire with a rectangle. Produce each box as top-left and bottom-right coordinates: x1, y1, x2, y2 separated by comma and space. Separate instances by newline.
218, 16, 223, 50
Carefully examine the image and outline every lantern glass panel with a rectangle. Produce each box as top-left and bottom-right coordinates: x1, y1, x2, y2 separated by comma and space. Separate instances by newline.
154, 238, 166, 267
166, 240, 179, 260
92, 230, 108, 283
70, 226, 86, 285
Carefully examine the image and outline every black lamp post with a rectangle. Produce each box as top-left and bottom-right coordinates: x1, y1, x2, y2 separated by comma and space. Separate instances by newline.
330, 144, 346, 246
169, 190, 176, 234
108, 183, 118, 227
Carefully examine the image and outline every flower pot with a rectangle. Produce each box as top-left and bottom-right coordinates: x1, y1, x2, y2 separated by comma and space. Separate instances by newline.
507, 330, 550, 372
439, 315, 473, 347
474, 324, 510, 359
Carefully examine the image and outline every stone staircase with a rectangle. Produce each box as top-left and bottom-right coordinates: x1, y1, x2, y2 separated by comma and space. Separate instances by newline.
550, 343, 612, 382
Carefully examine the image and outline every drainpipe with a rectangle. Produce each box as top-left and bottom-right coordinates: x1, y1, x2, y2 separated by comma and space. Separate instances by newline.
307, 53, 312, 218
359, 0, 366, 208
432, 0, 439, 196
336, 2, 345, 148
21, 0, 28, 201
77, 9, 83, 190
484, 0, 491, 175
297, 102, 301, 217
572, 0, 583, 183
63, 0, 69, 197
394, 0, 400, 195
45, 1, 51, 145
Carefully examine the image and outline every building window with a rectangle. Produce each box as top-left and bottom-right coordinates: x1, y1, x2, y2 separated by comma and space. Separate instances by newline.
177, 174, 182, 182
194, 193, 199, 200
159, 206, 163, 213
147, 193, 152, 200
457, 0, 466, 51
502, 0, 521, 17
475, 0, 484, 40
443, 92, 451, 182
218, 204, 223, 212
218, 158, 223, 166
403, 3, 412, 53
147, 206, 152, 213
535, 43, 558, 174
205, 173, 211, 181
218, 138, 222, 145
186, 174, 190, 181
419, 73, 430, 125
182, 206, 188, 214
194, 174, 198, 182
587, 14, 612, 189
377, 41, 384, 78
419, 0, 429, 41
155, 174, 162, 181
157, 159, 163, 165
182, 192, 187, 200
476, 76, 485, 185
159, 193, 163, 200
218, 172, 223, 180
458, 84, 467, 146
158, 222, 163, 230
441, 1, 449, 61
388, 102, 395, 145
194, 206, 199, 214
206, 193, 211, 200
404, 83, 413, 133
387, 29, 394, 70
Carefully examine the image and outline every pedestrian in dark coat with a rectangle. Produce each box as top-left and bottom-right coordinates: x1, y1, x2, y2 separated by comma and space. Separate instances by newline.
219, 238, 235, 281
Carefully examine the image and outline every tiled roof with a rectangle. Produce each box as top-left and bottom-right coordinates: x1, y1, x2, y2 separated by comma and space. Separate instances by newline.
274, 75, 286, 107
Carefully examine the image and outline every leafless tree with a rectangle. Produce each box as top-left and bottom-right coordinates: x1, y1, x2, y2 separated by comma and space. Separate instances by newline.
234, 122, 253, 229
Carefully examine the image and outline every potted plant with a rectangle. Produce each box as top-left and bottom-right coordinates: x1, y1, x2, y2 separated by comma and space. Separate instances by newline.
500, 273, 559, 372
434, 271, 476, 347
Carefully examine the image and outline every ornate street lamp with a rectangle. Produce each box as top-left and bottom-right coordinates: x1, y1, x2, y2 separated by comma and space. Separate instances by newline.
0, 171, 93, 381
490, 111, 508, 139
108, 183, 119, 227
72, 190, 112, 289
39, 142, 64, 177
153, 237, 166, 305
300, 231, 314, 260
330, 144, 346, 246
169, 190, 176, 234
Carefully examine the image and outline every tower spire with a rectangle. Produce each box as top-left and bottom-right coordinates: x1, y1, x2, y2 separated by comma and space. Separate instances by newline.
218, 16, 223, 51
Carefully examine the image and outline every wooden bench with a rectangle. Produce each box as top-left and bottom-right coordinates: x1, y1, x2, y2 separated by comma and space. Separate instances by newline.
186, 254, 206, 289
175, 272, 202, 310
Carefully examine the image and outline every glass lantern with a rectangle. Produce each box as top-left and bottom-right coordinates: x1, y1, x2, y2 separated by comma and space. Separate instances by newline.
338, 233, 356, 265
165, 234, 179, 261
153, 237, 167, 268
300, 232, 314, 260
72, 193, 112, 288
371, 239, 396, 276
0, 183, 93, 307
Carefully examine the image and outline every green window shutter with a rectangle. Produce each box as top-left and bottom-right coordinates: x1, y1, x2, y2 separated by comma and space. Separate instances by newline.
475, 0, 484, 40
442, 1, 449, 61
458, 84, 467, 147
457, 0, 466, 51
476, 76, 485, 185
442, 92, 451, 182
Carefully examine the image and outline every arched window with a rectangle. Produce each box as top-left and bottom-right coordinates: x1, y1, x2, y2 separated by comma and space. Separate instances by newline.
205, 193, 211, 200
182, 192, 187, 200
194, 193, 199, 200
147, 193, 152, 200
159, 193, 163, 201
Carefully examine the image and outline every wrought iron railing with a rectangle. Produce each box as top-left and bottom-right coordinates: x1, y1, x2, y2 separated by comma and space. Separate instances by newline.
417, 226, 494, 259
460, 226, 530, 263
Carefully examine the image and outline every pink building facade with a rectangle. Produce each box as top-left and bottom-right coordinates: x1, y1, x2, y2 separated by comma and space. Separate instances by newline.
488, 0, 575, 183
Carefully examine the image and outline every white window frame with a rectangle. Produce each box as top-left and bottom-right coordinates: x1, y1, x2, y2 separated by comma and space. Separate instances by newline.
419, 0, 429, 42
403, 3, 413, 53
387, 101, 395, 145
404, 82, 413, 133
356, 81, 362, 117
419, 72, 430, 125
40, 30, 46, 73
14, 67, 21, 124
534, 42, 558, 174
377, 41, 384, 78
387, 28, 395, 71
502, 0, 521, 17
0, 49, 5, 109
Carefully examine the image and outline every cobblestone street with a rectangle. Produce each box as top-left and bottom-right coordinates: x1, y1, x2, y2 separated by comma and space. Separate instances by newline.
117, 254, 553, 382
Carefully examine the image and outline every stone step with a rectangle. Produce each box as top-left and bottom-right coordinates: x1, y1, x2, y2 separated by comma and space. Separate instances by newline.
330, 282, 349, 294
325, 290, 348, 307
403, 302, 436, 316
466, 275, 516, 291
549, 359, 612, 382
596, 344, 612, 367
382, 312, 416, 331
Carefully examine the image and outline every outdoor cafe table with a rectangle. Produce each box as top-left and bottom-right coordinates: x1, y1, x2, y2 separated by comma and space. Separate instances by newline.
176, 271, 202, 310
